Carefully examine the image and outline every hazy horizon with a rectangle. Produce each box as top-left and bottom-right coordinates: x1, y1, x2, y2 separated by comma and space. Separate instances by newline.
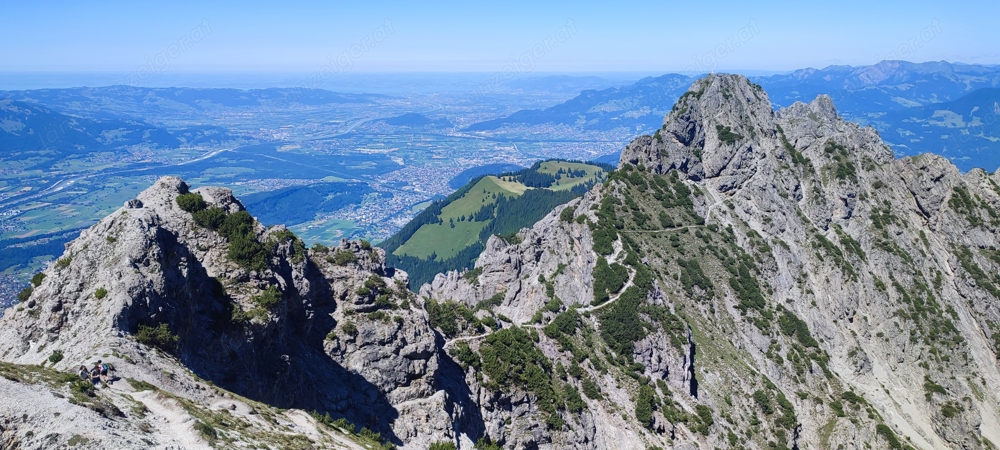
0, 59, 991, 92
3, 1, 996, 75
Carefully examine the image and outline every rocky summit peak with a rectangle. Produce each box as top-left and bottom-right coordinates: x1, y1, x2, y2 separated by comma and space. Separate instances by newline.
621, 73, 895, 192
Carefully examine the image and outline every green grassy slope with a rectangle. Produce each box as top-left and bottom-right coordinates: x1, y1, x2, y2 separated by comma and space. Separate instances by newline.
381, 159, 612, 287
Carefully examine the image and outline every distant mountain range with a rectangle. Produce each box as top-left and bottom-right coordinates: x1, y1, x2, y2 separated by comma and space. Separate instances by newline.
0, 86, 377, 121
0, 99, 229, 159
468, 61, 1000, 171
0, 86, 385, 168
464, 74, 693, 133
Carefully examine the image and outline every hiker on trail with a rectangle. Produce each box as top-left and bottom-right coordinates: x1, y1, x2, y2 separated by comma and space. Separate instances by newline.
78, 365, 88, 380
90, 365, 102, 384
99, 360, 113, 383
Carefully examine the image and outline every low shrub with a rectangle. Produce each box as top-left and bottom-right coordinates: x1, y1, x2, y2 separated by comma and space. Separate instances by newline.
192, 207, 226, 229
175, 193, 206, 213
135, 323, 178, 353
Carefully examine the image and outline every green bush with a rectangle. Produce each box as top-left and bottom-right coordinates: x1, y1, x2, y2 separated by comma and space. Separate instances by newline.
476, 292, 505, 310
753, 389, 773, 414
716, 125, 743, 144
251, 286, 282, 310
634, 384, 655, 427
449, 341, 481, 370
474, 437, 502, 450
592, 257, 629, 305
599, 286, 648, 360
227, 233, 268, 272
175, 193, 206, 213
30, 272, 45, 287
560, 206, 575, 222
94, 287, 108, 299
875, 424, 902, 449
694, 404, 714, 433
923, 375, 947, 401
135, 323, 178, 353
219, 210, 255, 240
48, 350, 64, 364
192, 207, 227, 229
426, 299, 480, 337
55, 256, 72, 269
543, 309, 579, 338
429, 442, 457, 450
564, 383, 586, 412
777, 309, 818, 347
70, 380, 95, 397
17, 286, 32, 303
329, 250, 358, 265
341, 320, 358, 336
679, 258, 714, 299
582, 378, 602, 399
479, 327, 562, 427
462, 267, 484, 284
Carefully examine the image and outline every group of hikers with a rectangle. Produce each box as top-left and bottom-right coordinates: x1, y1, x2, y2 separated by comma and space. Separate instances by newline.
77, 360, 114, 385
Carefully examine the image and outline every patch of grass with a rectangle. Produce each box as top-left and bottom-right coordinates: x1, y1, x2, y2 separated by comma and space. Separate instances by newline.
94, 287, 108, 299
194, 420, 217, 442
129, 379, 159, 392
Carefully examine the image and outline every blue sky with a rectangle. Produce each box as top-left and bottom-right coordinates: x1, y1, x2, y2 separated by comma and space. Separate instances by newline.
0, 0, 995, 74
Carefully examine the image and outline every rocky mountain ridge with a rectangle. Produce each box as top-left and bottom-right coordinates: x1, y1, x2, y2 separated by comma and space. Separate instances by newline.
2, 74, 1000, 449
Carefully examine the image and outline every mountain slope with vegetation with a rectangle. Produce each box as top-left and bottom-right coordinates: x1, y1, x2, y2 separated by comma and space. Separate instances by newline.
380, 160, 610, 287
423, 74, 1000, 449
3, 74, 1000, 449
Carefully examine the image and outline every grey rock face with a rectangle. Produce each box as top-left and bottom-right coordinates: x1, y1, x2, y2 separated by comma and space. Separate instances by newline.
0, 176, 462, 449
421, 192, 602, 325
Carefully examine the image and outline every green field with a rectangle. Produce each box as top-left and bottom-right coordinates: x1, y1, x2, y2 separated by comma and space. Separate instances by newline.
538, 160, 606, 192
290, 219, 362, 246
439, 176, 523, 219
394, 219, 488, 260
392, 160, 608, 261
381, 159, 611, 287
396, 176, 522, 259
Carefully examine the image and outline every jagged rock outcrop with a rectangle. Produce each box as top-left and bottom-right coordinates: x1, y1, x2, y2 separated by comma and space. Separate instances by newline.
0, 177, 467, 449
